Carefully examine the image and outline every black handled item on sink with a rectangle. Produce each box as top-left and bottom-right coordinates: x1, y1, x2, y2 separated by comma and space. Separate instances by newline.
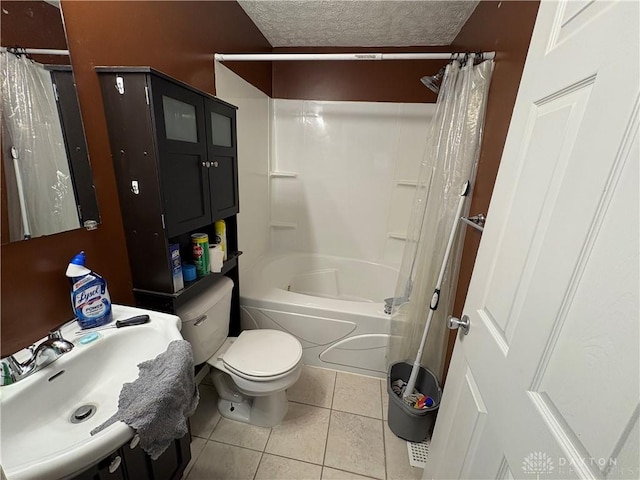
75, 315, 150, 335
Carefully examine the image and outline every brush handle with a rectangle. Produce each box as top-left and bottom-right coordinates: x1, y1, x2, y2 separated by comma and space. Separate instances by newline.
115, 315, 150, 328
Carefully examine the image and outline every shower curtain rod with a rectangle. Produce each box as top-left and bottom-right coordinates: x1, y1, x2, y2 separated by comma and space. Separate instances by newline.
1, 47, 70, 56
214, 52, 495, 62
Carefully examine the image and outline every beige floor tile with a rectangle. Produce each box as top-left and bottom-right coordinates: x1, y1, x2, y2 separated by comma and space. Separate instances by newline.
321, 467, 379, 480
324, 411, 385, 480
383, 422, 423, 480
210, 417, 271, 451
181, 436, 207, 479
332, 372, 382, 419
255, 453, 322, 480
380, 379, 389, 421
186, 441, 261, 480
287, 365, 336, 408
265, 402, 330, 465
190, 384, 221, 439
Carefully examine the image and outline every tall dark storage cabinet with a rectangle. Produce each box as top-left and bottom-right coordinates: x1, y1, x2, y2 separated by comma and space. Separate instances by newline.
97, 68, 241, 334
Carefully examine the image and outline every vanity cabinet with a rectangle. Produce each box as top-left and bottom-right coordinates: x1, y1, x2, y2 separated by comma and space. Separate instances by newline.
97, 67, 241, 333
71, 432, 190, 480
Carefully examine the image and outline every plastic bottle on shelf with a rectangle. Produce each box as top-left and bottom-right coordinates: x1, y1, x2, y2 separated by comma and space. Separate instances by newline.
214, 219, 227, 261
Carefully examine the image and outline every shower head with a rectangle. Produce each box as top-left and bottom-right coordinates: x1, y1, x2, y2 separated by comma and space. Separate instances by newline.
420, 67, 445, 94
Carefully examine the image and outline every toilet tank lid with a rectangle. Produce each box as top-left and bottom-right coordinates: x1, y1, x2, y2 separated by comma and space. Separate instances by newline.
176, 276, 234, 321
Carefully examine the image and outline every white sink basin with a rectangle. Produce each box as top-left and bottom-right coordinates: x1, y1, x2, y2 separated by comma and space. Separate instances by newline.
0, 305, 183, 480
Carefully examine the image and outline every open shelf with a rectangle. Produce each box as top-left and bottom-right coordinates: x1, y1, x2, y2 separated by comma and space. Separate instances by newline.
133, 251, 242, 311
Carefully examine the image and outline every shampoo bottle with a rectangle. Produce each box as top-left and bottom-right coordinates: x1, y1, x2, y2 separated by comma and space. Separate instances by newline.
66, 251, 112, 329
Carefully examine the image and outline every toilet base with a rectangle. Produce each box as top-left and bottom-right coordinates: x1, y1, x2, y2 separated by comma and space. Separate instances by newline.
217, 391, 289, 427
210, 369, 290, 427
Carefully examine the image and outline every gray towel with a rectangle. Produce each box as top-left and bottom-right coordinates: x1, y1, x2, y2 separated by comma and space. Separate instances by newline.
91, 339, 199, 460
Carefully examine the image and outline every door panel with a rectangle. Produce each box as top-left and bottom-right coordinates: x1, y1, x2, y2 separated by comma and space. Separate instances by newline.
425, 1, 639, 479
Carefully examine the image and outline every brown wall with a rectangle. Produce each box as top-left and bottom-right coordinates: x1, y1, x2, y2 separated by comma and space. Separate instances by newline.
269, 2, 540, 383
0, 1, 70, 65
272, 46, 446, 103
0, 1, 271, 355
444, 0, 540, 381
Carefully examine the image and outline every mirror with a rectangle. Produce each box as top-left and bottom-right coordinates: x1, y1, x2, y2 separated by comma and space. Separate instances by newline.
0, 0, 99, 243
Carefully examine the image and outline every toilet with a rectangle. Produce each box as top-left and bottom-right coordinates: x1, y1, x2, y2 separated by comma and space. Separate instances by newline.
178, 277, 302, 427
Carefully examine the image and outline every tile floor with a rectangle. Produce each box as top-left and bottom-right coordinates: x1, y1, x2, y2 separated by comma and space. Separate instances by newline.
183, 365, 424, 480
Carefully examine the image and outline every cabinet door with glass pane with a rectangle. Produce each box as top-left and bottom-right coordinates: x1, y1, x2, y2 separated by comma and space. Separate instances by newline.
205, 97, 239, 220
151, 75, 210, 237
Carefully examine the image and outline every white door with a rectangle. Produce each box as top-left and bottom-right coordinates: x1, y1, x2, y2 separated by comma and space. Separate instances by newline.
425, 1, 639, 479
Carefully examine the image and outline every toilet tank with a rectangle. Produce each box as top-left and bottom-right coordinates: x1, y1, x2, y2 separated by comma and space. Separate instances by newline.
176, 276, 234, 365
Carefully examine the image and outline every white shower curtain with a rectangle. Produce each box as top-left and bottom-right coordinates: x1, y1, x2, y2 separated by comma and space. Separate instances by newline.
386, 57, 494, 381
1, 52, 79, 240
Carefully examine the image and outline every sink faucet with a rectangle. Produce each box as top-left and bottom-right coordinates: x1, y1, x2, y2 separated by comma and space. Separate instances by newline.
1, 329, 74, 386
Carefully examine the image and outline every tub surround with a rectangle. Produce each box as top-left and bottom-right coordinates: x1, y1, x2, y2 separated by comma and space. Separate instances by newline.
270, 99, 435, 267
214, 62, 271, 279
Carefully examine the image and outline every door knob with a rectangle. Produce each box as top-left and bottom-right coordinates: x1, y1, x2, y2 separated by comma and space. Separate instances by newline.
448, 315, 470, 335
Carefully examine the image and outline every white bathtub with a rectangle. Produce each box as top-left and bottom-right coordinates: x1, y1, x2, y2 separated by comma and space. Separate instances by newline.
240, 253, 398, 378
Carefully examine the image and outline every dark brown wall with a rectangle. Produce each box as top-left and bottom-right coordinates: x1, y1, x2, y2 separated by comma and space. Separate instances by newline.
1, 1, 271, 355
272, 46, 447, 103
0, 1, 70, 64
444, 0, 540, 381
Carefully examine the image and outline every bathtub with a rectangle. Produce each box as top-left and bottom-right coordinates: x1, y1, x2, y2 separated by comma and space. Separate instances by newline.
240, 253, 398, 378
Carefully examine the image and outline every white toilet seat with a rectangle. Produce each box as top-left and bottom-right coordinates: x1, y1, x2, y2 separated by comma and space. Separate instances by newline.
206, 330, 303, 396
222, 329, 302, 379
223, 361, 299, 382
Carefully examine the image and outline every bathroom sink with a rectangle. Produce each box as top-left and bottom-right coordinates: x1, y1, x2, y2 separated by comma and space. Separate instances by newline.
0, 305, 183, 480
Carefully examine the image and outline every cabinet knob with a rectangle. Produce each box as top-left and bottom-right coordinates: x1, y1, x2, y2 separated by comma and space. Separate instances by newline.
205, 161, 212, 168
201, 161, 207, 167
130, 434, 140, 449
213, 161, 219, 168
108, 455, 122, 474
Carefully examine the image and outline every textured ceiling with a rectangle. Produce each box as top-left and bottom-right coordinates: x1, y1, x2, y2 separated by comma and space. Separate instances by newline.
237, 1, 479, 47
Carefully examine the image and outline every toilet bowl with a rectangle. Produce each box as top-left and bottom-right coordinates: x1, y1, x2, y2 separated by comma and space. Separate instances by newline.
209, 330, 302, 426
177, 277, 302, 427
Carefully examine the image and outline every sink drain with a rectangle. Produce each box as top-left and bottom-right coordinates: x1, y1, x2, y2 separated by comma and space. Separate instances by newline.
70, 404, 97, 423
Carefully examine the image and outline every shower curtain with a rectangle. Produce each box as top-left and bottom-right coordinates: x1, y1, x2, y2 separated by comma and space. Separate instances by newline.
386, 56, 493, 381
1, 52, 79, 240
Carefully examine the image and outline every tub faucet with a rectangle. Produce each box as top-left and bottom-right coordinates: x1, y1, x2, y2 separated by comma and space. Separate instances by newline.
384, 296, 409, 315
1, 329, 74, 385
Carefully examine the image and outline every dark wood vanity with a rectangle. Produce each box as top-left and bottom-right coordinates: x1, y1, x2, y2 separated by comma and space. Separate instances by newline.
71, 432, 190, 480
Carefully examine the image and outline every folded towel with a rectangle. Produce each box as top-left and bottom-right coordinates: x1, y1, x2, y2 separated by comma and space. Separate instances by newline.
91, 339, 199, 460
